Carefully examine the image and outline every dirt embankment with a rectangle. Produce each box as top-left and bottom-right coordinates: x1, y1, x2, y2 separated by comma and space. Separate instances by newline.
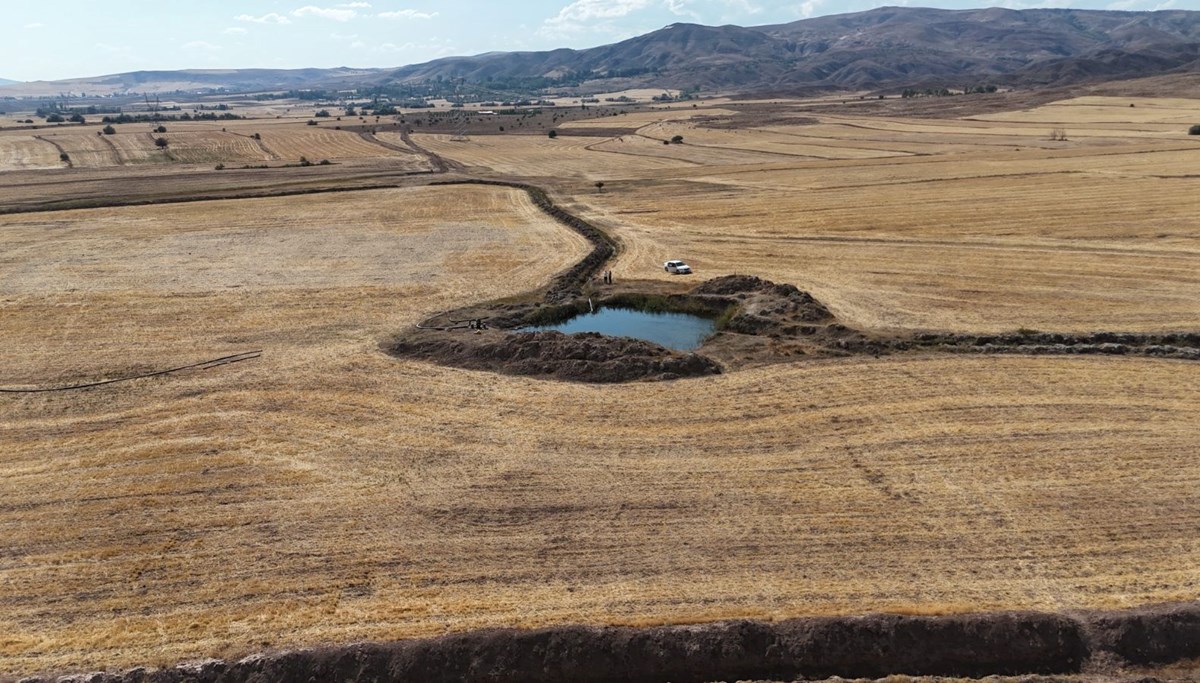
23, 603, 1200, 683
387, 271, 1200, 383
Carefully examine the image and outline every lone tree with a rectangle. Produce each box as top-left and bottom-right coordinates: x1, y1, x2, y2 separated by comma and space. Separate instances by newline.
1189, 124, 1200, 135
102, 125, 116, 135
670, 134, 684, 144
1049, 128, 1068, 141
154, 137, 169, 149
548, 129, 557, 139
155, 125, 167, 133
595, 181, 605, 193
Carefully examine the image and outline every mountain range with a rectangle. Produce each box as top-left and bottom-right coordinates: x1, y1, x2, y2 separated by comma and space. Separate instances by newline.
3, 7, 1199, 97
385, 7, 1200, 90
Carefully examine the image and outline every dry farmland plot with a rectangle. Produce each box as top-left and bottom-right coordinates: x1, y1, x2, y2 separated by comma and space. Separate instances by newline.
0, 121, 430, 171
4, 97, 1200, 676
0, 135, 62, 170
0, 185, 587, 380
254, 126, 414, 162
424, 101, 1200, 332
5, 346, 1200, 673
973, 95, 1200, 126
411, 133, 688, 178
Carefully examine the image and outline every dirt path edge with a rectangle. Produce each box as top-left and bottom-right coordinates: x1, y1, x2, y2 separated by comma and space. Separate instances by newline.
19, 602, 1200, 682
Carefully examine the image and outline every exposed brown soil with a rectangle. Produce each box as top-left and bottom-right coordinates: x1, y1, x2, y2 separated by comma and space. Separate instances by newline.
388, 329, 722, 382
20, 602, 1200, 683
386, 272, 1200, 383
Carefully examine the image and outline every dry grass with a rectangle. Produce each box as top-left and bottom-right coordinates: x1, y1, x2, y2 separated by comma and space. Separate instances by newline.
0, 135, 61, 169
472, 100, 1200, 333
0, 120, 427, 171
3, 96, 1200, 677
412, 133, 689, 179
5, 349, 1199, 674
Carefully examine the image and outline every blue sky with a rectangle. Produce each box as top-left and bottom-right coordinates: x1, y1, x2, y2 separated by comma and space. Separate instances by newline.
2, 0, 1196, 81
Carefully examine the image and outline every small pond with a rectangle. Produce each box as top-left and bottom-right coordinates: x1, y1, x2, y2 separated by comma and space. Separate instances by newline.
519, 307, 716, 351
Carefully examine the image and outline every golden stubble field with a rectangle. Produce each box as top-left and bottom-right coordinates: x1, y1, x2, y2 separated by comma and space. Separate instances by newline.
2, 95, 1200, 676
417, 96, 1200, 333
0, 118, 430, 171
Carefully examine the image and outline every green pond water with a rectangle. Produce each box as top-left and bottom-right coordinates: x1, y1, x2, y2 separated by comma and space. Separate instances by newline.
520, 307, 716, 351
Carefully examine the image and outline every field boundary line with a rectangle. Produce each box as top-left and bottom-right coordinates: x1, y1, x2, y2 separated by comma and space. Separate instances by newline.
429, 179, 616, 303
32, 135, 72, 168
0, 350, 262, 393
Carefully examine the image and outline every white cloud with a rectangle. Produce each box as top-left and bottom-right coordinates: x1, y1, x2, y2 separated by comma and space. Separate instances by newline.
665, 0, 701, 18
1107, 0, 1174, 7
183, 40, 221, 51
236, 12, 291, 24
369, 38, 455, 56
797, 0, 822, 18
378, 9, 439, 20
331, 32, 360, 40
723, 0, 762, 14
542, 0, 655, 34
223, 26, 248, 35
338, 1, 372, 6
95, 43, 134, 56
293, 5, 359, 21
1000, 0, 1073, 7
24, 22, 45, 29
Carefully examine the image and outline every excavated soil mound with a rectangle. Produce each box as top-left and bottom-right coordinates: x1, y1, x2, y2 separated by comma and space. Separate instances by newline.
388, 330, 721, 383
385, 273, 1200, 382
29, 603, 1200, 683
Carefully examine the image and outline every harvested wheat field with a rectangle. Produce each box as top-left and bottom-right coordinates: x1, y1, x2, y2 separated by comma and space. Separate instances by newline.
483, 101, 1200, 333
3, 94, 1200, 679
0, 120, 430, 172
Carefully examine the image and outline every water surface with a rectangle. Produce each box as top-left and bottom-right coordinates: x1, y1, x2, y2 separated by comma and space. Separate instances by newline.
520, 307, 716, 351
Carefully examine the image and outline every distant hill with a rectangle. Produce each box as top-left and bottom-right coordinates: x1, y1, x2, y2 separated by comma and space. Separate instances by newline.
0, 68, 378, 97
3, 7, 1200, 97
0, 78, 19, 86
383, 7, 1200, 90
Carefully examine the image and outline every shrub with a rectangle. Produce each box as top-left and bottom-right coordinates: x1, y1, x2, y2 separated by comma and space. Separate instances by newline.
155, 125, 167, 133
45, 113, 64, 123
306, 120, 318, 126
215, 163, 225, 170
548, 129, 557, 139
102, 125, 116, 135
670, 135, 684, 144
319, 159, 332, 165
59, 152, 70, 162
1189, 124, 1200, 135
69, 114, 85, 124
